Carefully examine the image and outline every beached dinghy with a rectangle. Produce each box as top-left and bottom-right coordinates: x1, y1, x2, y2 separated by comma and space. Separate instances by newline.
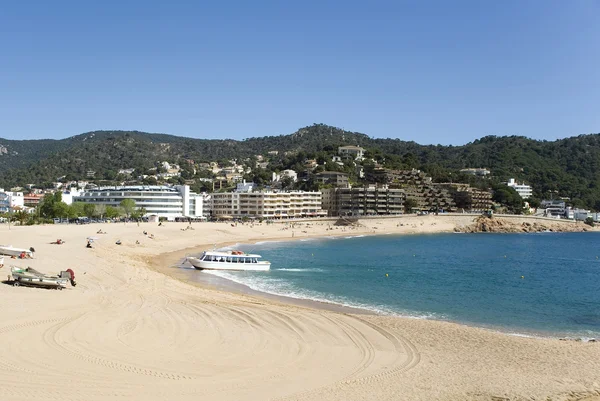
10, 267, 70, 290
0, 245, 33, 258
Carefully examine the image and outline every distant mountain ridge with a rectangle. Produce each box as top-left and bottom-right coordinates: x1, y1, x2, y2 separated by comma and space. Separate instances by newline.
1, 123, 600, 209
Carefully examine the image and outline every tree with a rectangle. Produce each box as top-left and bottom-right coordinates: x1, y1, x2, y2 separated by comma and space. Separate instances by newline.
280, 176, 294, 190
12, 210, 28, 225
491, 185, 523, 214
83, 203, 96, 218
404, 198, 418, 213
53, 202, 69, 219
94, 204, 107, 219
105, 206, 119, 219
67, 202, 85, 219
131, 207, 147, 220
120, 199, 136, 218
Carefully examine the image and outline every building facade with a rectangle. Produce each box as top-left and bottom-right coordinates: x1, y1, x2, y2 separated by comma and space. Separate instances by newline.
322, 186, 405, 216
211, 191, 326, 219
460, 168, 491, 176
437, 183, 493, 212
0, 189, 24, 213
338, 145, 365, 160
74, 185, 205, 220
315, 171, 349, 188
507, 178, 533, 199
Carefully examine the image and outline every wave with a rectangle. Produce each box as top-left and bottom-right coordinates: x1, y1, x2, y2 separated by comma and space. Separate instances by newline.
276, 268, 325, 272
203, 270, 444, 320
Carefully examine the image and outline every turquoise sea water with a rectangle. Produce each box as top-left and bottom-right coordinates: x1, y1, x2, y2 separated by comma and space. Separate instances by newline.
188, 232, 600, 338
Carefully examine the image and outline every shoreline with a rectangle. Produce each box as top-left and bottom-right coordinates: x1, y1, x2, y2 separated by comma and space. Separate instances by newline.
153, 229, 599, 341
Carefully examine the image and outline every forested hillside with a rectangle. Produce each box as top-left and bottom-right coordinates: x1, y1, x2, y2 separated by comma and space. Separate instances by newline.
1, 124, 599, 209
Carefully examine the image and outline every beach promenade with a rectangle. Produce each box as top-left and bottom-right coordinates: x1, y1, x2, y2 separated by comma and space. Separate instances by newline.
0, 216, 599, 401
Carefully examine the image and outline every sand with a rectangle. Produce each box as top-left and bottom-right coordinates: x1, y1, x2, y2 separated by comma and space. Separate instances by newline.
0, 215, 599, 401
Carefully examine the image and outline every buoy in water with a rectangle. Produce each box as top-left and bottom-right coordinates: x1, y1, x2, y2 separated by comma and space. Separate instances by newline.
385, 273, 389, 277
521, 276, 524, 279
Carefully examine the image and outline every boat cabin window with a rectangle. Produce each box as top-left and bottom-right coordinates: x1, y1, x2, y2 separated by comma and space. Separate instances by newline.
252, 258, 258, 263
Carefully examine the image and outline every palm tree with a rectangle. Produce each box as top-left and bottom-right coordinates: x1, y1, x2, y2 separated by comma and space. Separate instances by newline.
13, 210, 29, 226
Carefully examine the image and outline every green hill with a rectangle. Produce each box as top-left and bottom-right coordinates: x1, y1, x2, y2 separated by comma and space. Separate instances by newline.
1, 124, 599, 209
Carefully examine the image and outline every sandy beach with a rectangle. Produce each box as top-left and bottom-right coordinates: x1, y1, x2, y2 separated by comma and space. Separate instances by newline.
1, 215, 599, 401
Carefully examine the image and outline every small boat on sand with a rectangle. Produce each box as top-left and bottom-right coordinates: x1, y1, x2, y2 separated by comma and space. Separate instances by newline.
10, 267, 71, 290
187, 250, 271, 271
0, 245, 33, 258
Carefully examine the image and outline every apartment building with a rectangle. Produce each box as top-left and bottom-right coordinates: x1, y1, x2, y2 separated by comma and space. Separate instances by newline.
322, 186, 405, 216
0, 189, 24, 213
315, 171, 349, 188
211, 191, 326, 219
436, 183, 493, 212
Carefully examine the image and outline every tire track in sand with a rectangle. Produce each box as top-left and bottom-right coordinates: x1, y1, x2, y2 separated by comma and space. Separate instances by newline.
343, 314, 421, 385
273, 313, 421, 401
42, 315, 195, 381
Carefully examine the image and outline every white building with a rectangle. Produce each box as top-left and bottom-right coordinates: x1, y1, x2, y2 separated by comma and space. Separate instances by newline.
74, 185, 205, 220
61, 188, 83, 205
460, 168, 491, 176
211, 191, 326, 219
338, 145, 365, 161
236, 181, 256, 193
272, 169, 298, 183
0, 189, 24, 213
507, 178, 532, 199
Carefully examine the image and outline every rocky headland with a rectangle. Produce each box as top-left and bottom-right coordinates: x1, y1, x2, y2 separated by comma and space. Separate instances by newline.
455, 215, 592, 233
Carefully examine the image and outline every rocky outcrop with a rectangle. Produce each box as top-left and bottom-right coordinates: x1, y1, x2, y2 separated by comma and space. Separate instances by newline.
454, 216, 590, 233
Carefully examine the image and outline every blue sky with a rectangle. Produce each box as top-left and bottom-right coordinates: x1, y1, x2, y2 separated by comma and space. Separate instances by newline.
1, 1, 598, 145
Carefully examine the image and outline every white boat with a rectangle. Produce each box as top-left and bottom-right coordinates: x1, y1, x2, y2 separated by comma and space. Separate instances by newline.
0, 245, 33, 258
187, 250, 271, 271
10, 267, 69, 290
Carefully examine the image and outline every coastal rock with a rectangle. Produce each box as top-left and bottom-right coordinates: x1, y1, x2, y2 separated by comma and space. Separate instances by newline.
454, 216, 591, 234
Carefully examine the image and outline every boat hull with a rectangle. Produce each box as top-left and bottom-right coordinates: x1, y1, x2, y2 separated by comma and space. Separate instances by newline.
0, 245, 33, 258
187, 257, 270, 271
11, 267, 68, 289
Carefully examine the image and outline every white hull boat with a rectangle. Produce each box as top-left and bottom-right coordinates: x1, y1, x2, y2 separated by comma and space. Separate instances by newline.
11, 267, 69, 290
0, 245, 33, 258
187, 250, 270, 271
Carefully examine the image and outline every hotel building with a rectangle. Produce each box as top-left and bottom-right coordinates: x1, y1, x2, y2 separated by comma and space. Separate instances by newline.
322, 186, 405, 216
211, 191, 326, 219
74, 185, 205, 220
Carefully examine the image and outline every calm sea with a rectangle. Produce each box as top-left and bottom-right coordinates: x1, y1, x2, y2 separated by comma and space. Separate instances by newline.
184, 232, 600, 338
